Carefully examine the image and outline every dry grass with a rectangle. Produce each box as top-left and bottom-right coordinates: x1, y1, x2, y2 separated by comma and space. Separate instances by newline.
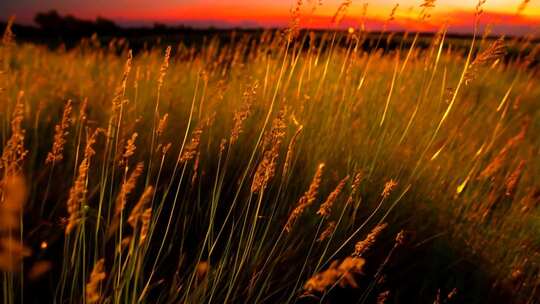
1, 9, 540, 304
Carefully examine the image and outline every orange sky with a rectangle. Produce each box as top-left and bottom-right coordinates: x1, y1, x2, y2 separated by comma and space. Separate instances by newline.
1, 0, 539, 34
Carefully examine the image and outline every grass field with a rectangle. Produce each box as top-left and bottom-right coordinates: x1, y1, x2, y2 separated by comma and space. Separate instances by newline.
1, 13, 540, 304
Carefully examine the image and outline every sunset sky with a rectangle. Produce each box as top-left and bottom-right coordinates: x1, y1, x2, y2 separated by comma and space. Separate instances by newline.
1, 0, 539, 34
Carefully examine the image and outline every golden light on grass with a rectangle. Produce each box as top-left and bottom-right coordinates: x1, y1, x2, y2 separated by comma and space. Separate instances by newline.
46, 100, 73, 165
1, 91, 28, 176
285, 163, 325, 232
86, 259, 106, 304
317, 221, 336, 242
179, 127, 203, 164
251, 109, 287, 194
230, 81, 257, 145
354, 223, 388, 257
317, 175, 350, 217
381, 180, 397, 199
0, 174, 30, 272
115, 162, 144, 216
304, 257, 366, 293
1, 5, 539, 302
128, 186, 154, 229
65, 129, 101, 234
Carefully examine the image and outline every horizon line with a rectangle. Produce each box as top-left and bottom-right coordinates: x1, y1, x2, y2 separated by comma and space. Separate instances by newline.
2, 8, 540, 37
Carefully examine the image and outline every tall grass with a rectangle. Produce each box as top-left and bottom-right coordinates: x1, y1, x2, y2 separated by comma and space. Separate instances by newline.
0, 15, 540, 303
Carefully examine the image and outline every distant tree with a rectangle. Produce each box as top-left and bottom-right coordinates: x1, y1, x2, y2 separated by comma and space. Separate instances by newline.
96, 17, 119, 33
153, 23, 168, 30
34, 10, 63, 31
34, 10, 119, 36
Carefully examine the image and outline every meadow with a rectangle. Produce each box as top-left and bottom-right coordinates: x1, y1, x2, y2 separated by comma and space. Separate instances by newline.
1, 14, 540, 304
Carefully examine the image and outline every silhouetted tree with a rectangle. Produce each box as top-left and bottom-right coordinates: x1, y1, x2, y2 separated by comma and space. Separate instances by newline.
34, 10, 63, 31
34, 10, 118, 36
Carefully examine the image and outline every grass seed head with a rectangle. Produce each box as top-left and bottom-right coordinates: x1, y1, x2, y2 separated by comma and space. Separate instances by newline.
354, 223, 388, 256
304, 256, 365, 293
179, 127, 203, 164
284, 163, 325, 232
46, 100, 73, 165
115, 162, 144, 216
251, 109, 287, 193
65, 129, 102, 234
317, 175, 350, 217
139, 207, 152, 245
317, 221, 336, 242
86, 259, 106, 304
157, 113, 169, 137
230, 81, 257, 145
122, 132, 138, 164
382, 180, 397, 198
128, 185, 154, 229
1, 16, 15, 45
0, 174, 29, 272
1, 91, 28, 177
